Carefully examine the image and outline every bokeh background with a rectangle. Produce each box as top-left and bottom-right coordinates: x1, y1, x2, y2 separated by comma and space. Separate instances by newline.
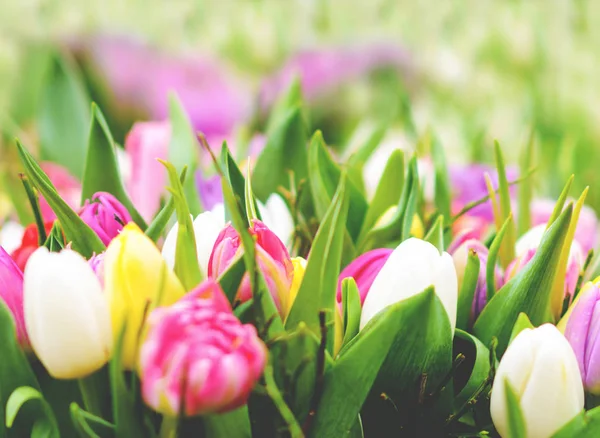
1, 0, 599, 207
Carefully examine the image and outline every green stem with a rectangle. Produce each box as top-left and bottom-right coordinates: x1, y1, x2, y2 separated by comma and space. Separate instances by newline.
159, 416, 178, 438
263, 366, 304, 438
78, 372, 104, 418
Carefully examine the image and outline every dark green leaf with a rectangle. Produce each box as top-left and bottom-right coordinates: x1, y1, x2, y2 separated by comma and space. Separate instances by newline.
218, 256, 246, 304
452, 330, 491, 411
341, 278, 361, 350
456, 250, 480, 331
508, 312, 534, 344
431, 135, 451, 222
486, 215, 512, 301
203, 407, 251, 438
221, 144, 254, 225
424, 215, 445, 253
5, 387, 59, 438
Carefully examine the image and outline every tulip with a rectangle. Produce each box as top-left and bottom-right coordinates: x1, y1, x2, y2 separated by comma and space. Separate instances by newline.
124, 121, 171, 222
208, 220, 294, 316
89, 253, 105, 288
10, 221, 56, 272
79, 192, 132, 245
564, 284, 600, 394
360, 238, 457, 332
38, 162, 81, 222
0, 247, 28, 347
104, 223, 185, 369
161, 207, 226, 277
23, 248, 112, 378
490, 324, 584, 438
287, 257, 307, 317
336, 248, 393, 307
139, 279, 267, 416
0, 221, 25, 254
450, 238, 502, 322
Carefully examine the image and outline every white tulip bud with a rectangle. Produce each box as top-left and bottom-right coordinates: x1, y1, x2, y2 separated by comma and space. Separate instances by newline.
24, 247, 112, 379
490, 324, 584, 438
360, 238, 457, 332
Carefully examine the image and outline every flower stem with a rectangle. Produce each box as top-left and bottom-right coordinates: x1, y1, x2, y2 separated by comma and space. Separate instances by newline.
263, 365, 304, 438
159, 416, 178, 438
78, 372, 105, 417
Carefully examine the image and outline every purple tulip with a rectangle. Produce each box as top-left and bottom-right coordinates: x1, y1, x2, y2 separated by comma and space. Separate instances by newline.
564, 284, 600, 394
336, 248, 393, 306
79, 192, 132, 245
0, 247, 29, 347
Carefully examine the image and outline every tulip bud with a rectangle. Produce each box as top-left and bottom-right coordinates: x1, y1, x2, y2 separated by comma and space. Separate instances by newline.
89, 252, 105, 288
360, 238, 457, 332
490, 324, 584, 438
0, 247, 28, 347
104, 223, 185, 369
162, 207, 226, 277
336, 248, 393, 306
79, 192, 132, 245
450, 238, 502, 321
564, 284, 600, 394
208, 220, 294, 315
140, 279, 267, 416
24, 247, 112, 378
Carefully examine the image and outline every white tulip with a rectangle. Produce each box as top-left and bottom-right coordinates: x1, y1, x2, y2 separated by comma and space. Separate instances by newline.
162, 206, 226, 277
24, 248, 112, 379
490, 324, 584, 438
258, 194, 294, 249
360, 238, 457, 332
0, 221, 25, 253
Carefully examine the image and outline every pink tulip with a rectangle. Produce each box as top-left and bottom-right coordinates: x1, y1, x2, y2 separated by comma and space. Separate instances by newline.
0, 247, 29, 347
208, 220, 294, 314
336, 249, 393, 306
39, 162, 81, 222
124, 121, 171, 221
79, 192, 132, 245
140, 279, 267, 416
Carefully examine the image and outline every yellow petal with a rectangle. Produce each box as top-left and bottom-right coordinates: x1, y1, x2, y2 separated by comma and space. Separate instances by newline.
285, 257, 307, 320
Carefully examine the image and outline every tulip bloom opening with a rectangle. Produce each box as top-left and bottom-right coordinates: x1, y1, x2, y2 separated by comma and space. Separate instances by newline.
79, 192, 132, 245
336, 248, 393, 306
140, 279, 267, 416
0, 247, 29, 347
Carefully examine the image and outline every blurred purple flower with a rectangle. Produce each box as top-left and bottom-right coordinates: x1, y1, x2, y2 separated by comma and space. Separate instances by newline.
196, 173, 223, 212
259, 42, 412, 109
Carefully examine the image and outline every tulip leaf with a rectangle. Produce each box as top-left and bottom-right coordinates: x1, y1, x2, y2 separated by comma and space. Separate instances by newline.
494, 142, 517, 267
244, 162, 261, 224
145, 168, 187, 242
253, 106, 309, 202
346, 124, 387, 174
265, 76, 307, 134
161, 160, 202, 290
552, 405, 600, 437
19, 174, 46, 244
432, 134, 452, 224
308, 131, 368, 242
341, 277, 361, 350
286, 173, 350, 354
220, 143, 256, 226
424, 215, 445, 253
168, 93, 202, 216
546, 175, 574, 229
456, 249, 480, 331
218, 255, 246, 304
5, 387, 59, 438
0, 302, 46, 438
204, 407, 252, 438
357, 148, 404, 242
310, 288, 453, 437
38, 51, 89, 178
16, 140, 105, 257
43, 221, 65, 252
503, 380, 526, 438
69, 403, 115, 438
486, 215, 512, 301
452, 330, 491, 412
517, 132, 535, 236
473, 205, 573, 356
508, 312, 534, 345
81, 104, 147, 229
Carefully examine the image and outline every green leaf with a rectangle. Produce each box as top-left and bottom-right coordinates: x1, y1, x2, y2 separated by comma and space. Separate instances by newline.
160, 160, 202, 290
452, 330, 491, 411
509, 312, 534, 344
3, 170, 34, 224
266, 76, 308, 134
552, 406, 600, 437
424, 215, 445, 253
546, 175, 574, 229
431, 134, 452, 223
38, 52, 90, 178
494, 142, 517, 267
244, 162, 260, 224
5, 387, 59, 437
145, 168, 187, 242
168, 93, 201, 216
308, 131, 368, 241
357, 149, 404, 242
16, 140, 105, 257
473, 205, 573, 356
310, 288, 452, 437
81, 104, 147, 228
69, 403, 115, 438
346, 124, 387, 195
486, 215, 513, 301
43, 222, 65, 252
221, 143, 254, 225
253, 107, 308, 202
517, 132, 535, 237
20, 174, 46, 244
341, 278, 361, 350
286, 174, 350, 354
456, 249, 480, 331
504, 380, 526, 438
204, 406, 251, 438
218, 255, 246, 304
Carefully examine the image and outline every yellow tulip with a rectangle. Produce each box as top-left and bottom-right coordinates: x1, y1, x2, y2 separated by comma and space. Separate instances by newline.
285, 257, 307, 319
104, 223, 185, 369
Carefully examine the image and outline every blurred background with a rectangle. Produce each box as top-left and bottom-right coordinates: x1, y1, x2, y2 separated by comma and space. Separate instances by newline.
1, 0, 599, 208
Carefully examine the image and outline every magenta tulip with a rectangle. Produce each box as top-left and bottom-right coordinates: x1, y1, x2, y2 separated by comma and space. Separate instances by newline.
140, 279, 267, 415
0, 247, 28, 347
336, 248, 393, 306
79, 192, 132, 245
